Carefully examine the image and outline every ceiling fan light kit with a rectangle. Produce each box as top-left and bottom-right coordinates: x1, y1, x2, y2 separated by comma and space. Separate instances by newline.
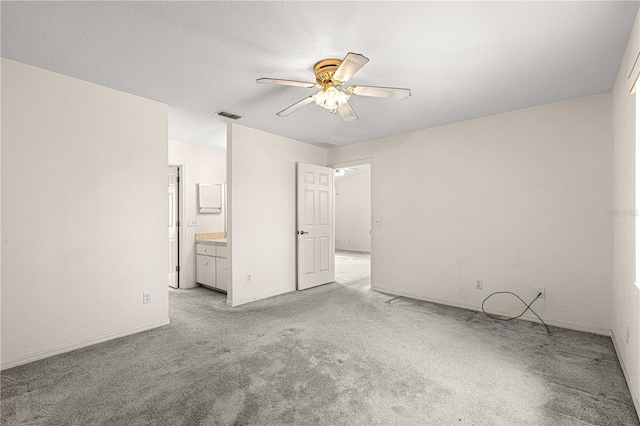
312, 86, 350, 113
257, 52, 411, 123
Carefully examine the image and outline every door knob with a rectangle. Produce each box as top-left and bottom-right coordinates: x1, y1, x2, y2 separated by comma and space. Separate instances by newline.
298, 230, 308, 235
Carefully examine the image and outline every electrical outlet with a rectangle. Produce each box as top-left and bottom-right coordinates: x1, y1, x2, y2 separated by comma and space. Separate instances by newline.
143, 293, 151, 304
536, 288, 546, 299
247, 274, 252, 283
187, 219, 197, 227
475, 279, 483, 290
626, 326, 631, 345
374, 218, 382, 226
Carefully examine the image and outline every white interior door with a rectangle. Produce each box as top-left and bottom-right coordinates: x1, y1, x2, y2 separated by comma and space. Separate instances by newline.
297, 163, 335, 290
168, 166, 179, 288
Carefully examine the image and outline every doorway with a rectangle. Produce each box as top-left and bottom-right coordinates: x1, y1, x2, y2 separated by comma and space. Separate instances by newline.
333, 162, 372, 290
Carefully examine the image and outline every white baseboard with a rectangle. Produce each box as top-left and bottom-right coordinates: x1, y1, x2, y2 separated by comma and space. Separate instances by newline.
335, 248, 371, 254
611, 332, 640, 418
1, 319, 170, 370
229, 287, 294, 307
373, 286, 612, 336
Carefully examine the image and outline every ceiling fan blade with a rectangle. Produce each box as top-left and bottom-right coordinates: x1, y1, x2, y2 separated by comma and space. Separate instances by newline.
348, 85, 411, 100
337, 101, 358, 123
333, 52, 370, 83
276, 96, 315, 117
257, 78, 317, 88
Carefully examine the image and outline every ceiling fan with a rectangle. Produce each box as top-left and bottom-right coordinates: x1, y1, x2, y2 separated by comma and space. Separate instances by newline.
257, 52, 411, 123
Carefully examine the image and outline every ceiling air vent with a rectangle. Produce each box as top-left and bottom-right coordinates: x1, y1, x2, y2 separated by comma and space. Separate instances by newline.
215, 110, 242, 120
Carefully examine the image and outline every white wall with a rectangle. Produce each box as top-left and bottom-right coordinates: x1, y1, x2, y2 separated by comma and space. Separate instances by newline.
169, 139, 226, 288
329, 93, 613, 334
612, 8, 640, 413
1, 57, 3, 369
227, 124, 327, 306
1, 59, 169, 369
336, 171, 371, 252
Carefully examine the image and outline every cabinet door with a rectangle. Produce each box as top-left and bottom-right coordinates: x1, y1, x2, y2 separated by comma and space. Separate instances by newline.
196, 254, 216, 287
216, 257, 229, 291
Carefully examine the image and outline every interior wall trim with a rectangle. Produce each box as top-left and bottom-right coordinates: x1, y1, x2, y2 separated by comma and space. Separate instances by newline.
373, 286, 612, 337
229, 287, 294, 307
169, 159, 187, 289
1, 319, 170, 371
612, 332, 640, 418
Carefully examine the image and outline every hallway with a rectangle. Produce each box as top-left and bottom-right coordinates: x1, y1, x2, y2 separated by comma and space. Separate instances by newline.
335, 250, 370, 291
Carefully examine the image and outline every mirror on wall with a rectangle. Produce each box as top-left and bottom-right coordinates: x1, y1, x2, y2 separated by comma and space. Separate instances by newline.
198, 183, 222, 213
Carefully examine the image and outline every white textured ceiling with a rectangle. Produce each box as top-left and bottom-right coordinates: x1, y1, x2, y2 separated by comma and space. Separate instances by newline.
2, 1, 638, 149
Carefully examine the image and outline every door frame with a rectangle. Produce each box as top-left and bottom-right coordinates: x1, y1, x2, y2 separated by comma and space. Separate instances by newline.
329, 158, 375, 290
169, 160, 186, 289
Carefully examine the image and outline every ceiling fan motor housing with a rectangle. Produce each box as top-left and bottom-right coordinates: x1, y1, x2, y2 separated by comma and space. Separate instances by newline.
314, 58, 342, 86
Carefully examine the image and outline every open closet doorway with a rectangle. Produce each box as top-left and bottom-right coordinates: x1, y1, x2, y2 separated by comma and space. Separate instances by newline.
333, 162, 372, 291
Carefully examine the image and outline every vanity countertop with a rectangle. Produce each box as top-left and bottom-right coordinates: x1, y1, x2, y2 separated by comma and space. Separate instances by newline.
195, 232, 227, 244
